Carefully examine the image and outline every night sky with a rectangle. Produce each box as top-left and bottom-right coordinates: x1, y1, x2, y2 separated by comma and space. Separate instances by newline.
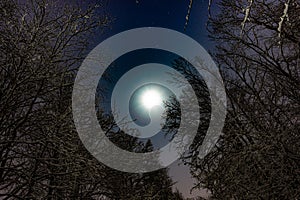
89, 0, 215, 198
94, 0, 214, 49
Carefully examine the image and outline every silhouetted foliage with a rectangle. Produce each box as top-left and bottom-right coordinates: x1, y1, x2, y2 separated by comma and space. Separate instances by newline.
0, 0, 184, 199
184, 0, 300, 199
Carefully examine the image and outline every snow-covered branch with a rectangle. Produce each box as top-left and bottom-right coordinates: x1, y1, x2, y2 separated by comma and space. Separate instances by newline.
241, 0, 253, 36
184, 0, 193, 30
278, 0, 290, 38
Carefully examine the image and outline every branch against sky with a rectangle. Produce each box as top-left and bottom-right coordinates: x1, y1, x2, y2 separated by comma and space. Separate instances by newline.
0, 0, 187, 199
187, 0, 300, 199
0, 0, 110, 198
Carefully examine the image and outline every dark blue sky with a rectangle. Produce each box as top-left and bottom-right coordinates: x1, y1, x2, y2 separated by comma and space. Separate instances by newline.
94, 0, 215, 50
90, 0, 215, 198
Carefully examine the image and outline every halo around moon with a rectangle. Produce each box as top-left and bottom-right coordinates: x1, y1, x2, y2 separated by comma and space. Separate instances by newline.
72, 27, 227, 173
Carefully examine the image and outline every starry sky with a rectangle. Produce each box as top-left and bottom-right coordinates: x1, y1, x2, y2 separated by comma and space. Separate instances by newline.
93, 0, 216, 49
88, 0, 217, 198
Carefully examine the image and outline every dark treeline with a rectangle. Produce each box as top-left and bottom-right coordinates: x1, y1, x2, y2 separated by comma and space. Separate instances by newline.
0, 0, 299, 199
0, 0, 184, 199
181, 0, 299, 199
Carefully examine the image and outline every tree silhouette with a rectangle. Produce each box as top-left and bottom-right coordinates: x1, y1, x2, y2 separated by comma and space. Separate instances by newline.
0, 0, 184, 199
184, 0, 300, 199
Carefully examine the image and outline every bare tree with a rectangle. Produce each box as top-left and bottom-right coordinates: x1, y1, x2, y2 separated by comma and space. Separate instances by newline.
185, 0, 300, 199
0, 0, 185, 199
0, 0, 112, 198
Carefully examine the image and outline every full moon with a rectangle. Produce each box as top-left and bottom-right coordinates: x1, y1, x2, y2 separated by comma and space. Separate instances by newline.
141, 89, 162, 109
